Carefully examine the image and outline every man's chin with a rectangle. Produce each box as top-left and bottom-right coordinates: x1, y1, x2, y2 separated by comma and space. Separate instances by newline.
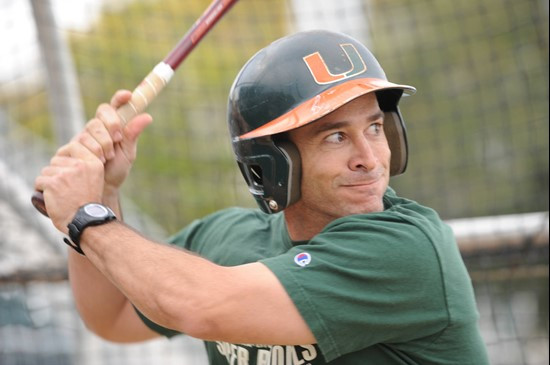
337, 197, 385, 216
338, 189, 385, 212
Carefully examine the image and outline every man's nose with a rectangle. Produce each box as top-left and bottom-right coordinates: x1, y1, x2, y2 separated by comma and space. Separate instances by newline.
348, 137, 378, 171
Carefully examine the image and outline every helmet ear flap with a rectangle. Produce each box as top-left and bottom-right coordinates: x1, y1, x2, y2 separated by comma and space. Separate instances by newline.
232, 137, 301, 214
383, 111, 409, 176
275, 140, 301, 207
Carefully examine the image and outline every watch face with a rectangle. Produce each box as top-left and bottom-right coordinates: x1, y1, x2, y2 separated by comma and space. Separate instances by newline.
84, 203, 109, 218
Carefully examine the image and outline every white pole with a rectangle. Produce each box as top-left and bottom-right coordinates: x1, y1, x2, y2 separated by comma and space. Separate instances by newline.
30, 0, 85, 144
288, 0, 371, 47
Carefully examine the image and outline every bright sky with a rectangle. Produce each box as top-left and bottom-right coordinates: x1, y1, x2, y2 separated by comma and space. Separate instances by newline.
0, 0, 104, 86
0, 0, 366, 88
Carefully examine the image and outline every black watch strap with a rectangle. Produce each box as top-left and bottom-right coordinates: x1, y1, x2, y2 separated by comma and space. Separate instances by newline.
63, 237, 86, 255
65, 203, 117, 255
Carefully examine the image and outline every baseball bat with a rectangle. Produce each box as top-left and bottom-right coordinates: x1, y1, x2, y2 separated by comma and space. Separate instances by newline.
32, 0, 239, 217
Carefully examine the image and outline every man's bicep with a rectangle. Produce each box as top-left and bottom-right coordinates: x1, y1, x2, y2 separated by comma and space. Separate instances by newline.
214, 262, 316, 345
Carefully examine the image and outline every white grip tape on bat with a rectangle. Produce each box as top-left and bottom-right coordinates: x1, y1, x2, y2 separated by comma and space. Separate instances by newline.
117, 62, 175, 125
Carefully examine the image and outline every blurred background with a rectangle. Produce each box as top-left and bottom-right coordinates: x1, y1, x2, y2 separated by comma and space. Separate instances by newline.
0, 0, 548, 364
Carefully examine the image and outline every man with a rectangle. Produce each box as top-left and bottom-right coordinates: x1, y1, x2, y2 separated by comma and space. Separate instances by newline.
35, 30, 489, 364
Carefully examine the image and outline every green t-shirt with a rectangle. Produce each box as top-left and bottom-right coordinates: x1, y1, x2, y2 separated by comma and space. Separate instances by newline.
137, 188, 489, 364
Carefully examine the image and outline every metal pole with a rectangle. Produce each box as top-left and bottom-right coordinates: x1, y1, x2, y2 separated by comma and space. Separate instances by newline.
288, 0, 371, 47
29, 0, 85, 144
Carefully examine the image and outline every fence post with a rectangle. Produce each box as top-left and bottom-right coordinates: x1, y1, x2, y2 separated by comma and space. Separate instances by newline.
288, 0, 371, 46
29, 0, 85, 144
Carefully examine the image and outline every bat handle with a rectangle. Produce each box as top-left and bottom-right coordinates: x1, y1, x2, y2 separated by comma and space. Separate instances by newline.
117, 62, 174, 125
32, 190, 49, 217
30, 62, 174, 217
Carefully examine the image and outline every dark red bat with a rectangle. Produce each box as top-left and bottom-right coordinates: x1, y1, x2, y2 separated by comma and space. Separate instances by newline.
32, 0, 239, 217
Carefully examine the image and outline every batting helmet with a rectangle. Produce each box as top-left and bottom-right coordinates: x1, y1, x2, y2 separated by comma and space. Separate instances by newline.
228, 30, 416, 214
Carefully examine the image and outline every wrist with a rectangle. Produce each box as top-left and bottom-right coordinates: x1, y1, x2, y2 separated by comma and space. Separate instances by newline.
102, 187, 122, 218
103, 184, 120, 200
65, 203, 117, 255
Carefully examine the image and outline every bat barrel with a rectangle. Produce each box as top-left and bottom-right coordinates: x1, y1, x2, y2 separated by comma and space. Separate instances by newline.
163, 0, 238, 70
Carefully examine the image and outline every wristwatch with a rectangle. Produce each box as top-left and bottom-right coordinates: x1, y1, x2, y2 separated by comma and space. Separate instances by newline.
64, 203, 117, 255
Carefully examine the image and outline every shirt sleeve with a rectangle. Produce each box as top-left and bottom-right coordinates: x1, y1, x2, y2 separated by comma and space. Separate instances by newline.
135, 308, 181, 338
260, 215, 450, 362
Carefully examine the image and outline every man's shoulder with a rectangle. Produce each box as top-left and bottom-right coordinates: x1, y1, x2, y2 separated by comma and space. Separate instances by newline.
173, 207, 271, 236
171, 207, 288, 264
200, 206, 280, 227
385, 188, 449, 230
328, 190, 442, 228
383, 187, 439, 216
322, 188, 452, 247
170, 207, 284, 248
203, 206, 262, 220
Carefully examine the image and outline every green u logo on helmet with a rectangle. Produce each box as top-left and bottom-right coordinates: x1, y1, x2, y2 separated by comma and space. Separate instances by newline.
303, 44, 367, 85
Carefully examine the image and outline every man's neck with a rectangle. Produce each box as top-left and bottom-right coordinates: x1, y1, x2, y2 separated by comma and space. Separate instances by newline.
283, 202, 337, 242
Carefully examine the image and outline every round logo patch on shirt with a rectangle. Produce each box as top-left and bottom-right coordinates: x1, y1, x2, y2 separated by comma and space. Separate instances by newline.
294, 252, 312, 267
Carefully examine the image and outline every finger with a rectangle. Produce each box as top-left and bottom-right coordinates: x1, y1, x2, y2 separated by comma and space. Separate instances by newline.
36, 167, 60, 193
54, 144, 88, 162
49, 155, 79, 167
41, 164, 62, 176
124, 113, 153, 143
110, 89, 132, 109
55, 143, 71, 157
34, 174, 50, 192
65, 141, 103, 162
34, 165, 65, 190
73, 132, 107, 163
85, 117, 116, 160
95, 103, 123, 144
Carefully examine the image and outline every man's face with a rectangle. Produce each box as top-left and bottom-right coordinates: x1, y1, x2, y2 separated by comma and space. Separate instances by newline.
287, 93, 391, 221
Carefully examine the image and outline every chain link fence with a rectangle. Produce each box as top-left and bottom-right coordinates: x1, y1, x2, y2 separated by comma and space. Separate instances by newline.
1, 0, 548, 364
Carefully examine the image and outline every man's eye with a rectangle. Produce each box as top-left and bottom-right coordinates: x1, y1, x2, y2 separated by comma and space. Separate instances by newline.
325, 132, 345, 144
368, 123, 383, 135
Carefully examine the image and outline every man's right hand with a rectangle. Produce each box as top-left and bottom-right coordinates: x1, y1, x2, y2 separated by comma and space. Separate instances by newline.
66, 90, 153, 197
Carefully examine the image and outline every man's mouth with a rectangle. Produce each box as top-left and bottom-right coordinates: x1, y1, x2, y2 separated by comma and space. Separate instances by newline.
340, 173, 383, 188
341, 180, 379, 188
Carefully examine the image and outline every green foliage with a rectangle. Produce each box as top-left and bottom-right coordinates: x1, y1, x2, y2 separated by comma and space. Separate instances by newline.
4, 91, 54, 141
20, 0, 545, 231
68, 0, 288, 232
369, 0, 549, 218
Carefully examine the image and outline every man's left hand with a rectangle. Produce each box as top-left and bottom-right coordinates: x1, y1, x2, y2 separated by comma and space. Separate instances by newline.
34, 141, 105, 234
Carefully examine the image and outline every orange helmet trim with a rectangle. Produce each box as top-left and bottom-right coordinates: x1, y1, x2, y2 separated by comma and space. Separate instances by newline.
238, 77, 415, 140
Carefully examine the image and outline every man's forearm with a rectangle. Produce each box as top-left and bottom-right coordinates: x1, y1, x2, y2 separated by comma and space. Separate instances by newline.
67, 186, 132, 334
78, 220, 215, 337
68, 247, 130, 337
67, 189, 163, 341
76, 219, 315, 345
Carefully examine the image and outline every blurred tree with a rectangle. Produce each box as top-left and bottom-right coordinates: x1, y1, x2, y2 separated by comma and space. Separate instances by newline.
369, 0, 549, 219
69, 0, 289, 231
9, 0, 548, 230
